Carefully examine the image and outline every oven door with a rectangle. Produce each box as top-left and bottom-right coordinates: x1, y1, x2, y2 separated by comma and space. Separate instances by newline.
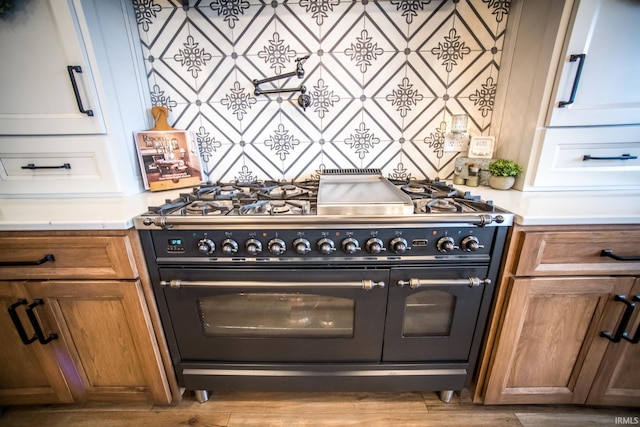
159, 268, 389, 362
383, 266, 489, 362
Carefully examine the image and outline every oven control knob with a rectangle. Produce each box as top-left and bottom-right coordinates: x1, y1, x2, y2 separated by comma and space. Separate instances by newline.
317, 238, 336, 255
221, 238, 239, 255
461, 236, 484, 252
268, 238, 287, 255
437, 236, 458, 252
245, 239, 263, 255
341, 238, 361, 254
197, 238, 215, 255
390, 237, 409, 254
293, 238, 311, 254
365, 238, 385, 255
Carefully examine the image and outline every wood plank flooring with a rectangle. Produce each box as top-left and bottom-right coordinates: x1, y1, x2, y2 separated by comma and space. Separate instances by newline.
1, 390, 638, 427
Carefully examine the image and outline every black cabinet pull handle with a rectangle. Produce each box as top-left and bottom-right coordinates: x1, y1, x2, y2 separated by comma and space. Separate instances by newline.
622, 296, 640, 344
21, 163, 71, 170
583, 154, 637, 161
8, 299, 37, 345
601, 295, 636, 343
558, 53, 586, 107
25, 299, 58, 345
67, 65, 94, 117
0, 253, 55, 267
601, 249, 640, 262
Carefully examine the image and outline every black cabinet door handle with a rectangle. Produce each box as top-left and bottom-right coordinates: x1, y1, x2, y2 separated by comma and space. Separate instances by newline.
622, 296, 640, 344
601, 295, 636, 343
583, 154, 638, 161
67, 65, 94, 116
25, 299, 58, 345
0, 254, 55, 267
558, 53, 586, 107
8, 299, 37, 345
21, 163, 71, 170
601, 249, 640, 262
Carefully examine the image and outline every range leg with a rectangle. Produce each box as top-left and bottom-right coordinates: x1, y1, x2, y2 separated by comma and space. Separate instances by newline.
439, 390, 454, 403
194, 390, 210, 403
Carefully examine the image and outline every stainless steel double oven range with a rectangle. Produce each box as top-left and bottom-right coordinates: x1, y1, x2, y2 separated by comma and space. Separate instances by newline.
135, 170, 513, 403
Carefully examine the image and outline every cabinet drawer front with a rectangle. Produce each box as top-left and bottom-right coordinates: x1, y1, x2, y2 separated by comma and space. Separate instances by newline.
0, 236, 137, 280
0, 154, 99, 177
516, 230, 640, 276
533, 127, 640, 189
0, 136, 122, 195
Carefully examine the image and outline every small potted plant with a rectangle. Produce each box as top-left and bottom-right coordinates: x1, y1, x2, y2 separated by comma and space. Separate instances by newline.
488, 159, 523, 190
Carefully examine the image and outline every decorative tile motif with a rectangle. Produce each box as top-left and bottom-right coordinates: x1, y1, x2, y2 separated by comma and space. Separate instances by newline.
133, 0, 509, 182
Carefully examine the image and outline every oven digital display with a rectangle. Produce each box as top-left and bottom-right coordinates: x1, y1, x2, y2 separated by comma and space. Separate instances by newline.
168, 238, 183, 246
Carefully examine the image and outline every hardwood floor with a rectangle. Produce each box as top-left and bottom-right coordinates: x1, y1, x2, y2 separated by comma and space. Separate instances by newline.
1, 390, 637, 427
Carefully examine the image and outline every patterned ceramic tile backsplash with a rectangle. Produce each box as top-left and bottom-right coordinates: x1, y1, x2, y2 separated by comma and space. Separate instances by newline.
133, 0, 509, 182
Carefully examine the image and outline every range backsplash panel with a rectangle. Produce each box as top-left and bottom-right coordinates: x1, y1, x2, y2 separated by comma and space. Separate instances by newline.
133, 0, 509, 182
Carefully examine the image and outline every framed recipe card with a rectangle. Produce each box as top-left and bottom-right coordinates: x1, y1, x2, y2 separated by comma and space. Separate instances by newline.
468, 136, 495, 159
134, 130, 203, 191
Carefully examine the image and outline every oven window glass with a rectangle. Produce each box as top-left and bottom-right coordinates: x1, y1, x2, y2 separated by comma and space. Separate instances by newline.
198, 293, 355, 338
402, 290, 455, 336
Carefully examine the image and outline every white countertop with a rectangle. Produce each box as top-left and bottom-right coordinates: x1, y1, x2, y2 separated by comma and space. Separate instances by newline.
0, 190, 185, 231
0, 185, 638, 230
454, 185, 640, 226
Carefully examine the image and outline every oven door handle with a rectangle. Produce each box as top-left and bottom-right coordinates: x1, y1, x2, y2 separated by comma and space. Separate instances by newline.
397, 277, 491, 289
160, 279, 385, 290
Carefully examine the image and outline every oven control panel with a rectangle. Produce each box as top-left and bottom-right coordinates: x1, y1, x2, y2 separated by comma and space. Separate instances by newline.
150, 226, 498, 263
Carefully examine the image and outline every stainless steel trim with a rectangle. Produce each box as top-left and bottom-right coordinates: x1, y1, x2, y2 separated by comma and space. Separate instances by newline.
182, 368, 467, 377
155, 254, 491, 264
397, 277, 491, 289
135, 213, 512, 229
160, 279, 385, 290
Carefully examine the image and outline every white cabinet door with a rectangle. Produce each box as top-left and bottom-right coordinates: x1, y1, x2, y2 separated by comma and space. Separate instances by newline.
0, 0, 105, 135
547, 0, 640, 127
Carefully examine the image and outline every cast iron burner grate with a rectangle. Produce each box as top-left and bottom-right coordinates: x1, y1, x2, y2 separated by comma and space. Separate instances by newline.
145, 178, 497, 217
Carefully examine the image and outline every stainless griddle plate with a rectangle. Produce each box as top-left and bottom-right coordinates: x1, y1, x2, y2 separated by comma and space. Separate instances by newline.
317, 169, 414, 216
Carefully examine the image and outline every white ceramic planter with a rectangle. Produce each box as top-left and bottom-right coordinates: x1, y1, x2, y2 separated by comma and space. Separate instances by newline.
489, 176, 516, 190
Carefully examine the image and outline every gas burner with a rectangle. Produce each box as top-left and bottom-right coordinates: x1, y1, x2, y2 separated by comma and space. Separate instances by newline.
259, 184, 313, 200
238, 200, 310, 216
270, 200, 291, 214
414, 198, 462, 214
429, 199, 461, 213
193, 184, 246, 200
401, 182, 457, 199
218, 185, 243, 199
185, 201, 231, 216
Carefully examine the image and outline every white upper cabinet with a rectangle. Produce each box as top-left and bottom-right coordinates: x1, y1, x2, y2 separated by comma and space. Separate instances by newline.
547, 0, 640, 127
0, 0, 151, 197
494, 0, 640, 191
0, 0, 105, 135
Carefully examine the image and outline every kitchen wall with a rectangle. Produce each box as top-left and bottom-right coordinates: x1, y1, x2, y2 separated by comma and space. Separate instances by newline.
132, 0, 509, 182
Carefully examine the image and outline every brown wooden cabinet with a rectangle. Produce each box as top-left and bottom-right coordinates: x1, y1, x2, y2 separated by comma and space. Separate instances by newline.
476, 225, 640, 406
0, 281, 73, 405
587, 280, 640, 406
0, 230, 174, 405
